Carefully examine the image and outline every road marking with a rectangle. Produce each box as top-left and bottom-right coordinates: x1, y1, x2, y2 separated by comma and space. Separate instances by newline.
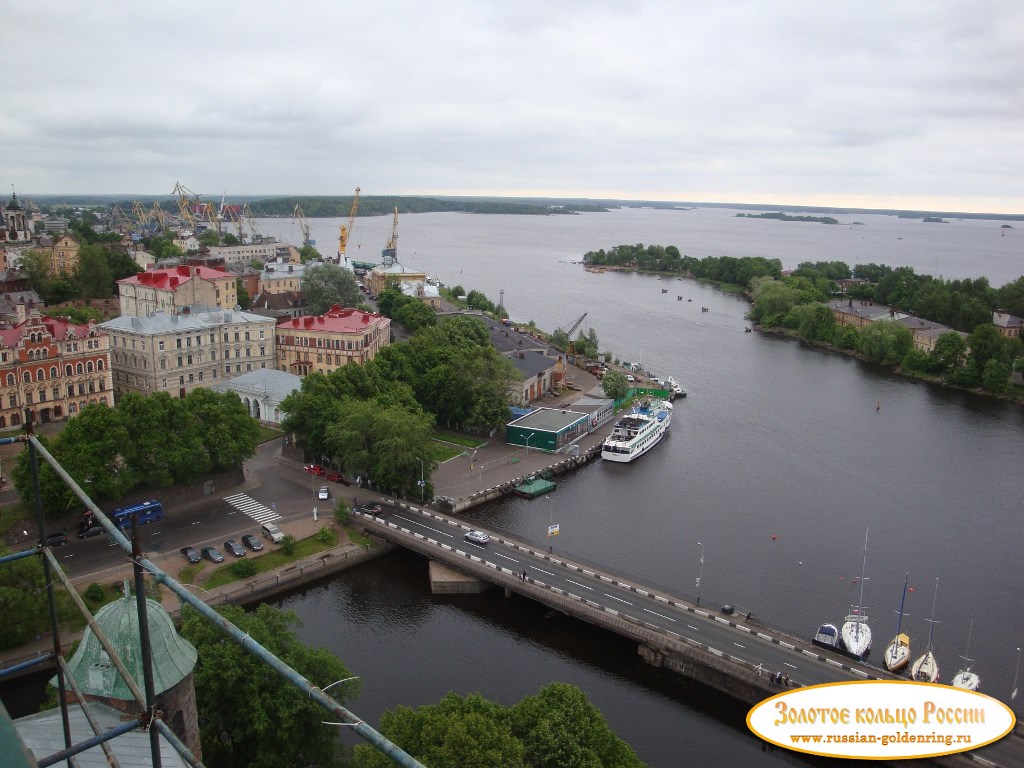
688, 625, 700, 631
784, 662, 797, 669
223, 493, 280, 524
734, 642, 745, 649
604, 593, 633, 606
531, 567, 555, 577
644, 608, 676, 622
566, 579, 593, 590
491, 551, 518, 562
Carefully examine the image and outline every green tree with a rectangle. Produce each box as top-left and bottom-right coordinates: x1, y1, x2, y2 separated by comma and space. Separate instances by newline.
108, 248, 142, 281
181, 604, 353, 768
931, 332, 968, 371
859, 321, 914, 366
0, 553, 55, 650
299, 244, 322, 263
967, 323, 1005, 375
75, 244, 115, 299
197, 229, 220, 247
393, 300, 438, 332
302, 263, 360, 314
182, 389, 259, 470
601, 370, 630, 401
236, 279, 250, 310
981, 358, 1010, 393
118, 392, 207, 485
20, 249, 53, 296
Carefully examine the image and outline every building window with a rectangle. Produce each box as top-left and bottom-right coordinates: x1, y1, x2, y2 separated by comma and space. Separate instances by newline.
179, 376, 184, 386
5, 374, 12, 386
177, 356, 183, 367
64, 365, 72, 376
8, 394, 16, 408
176, 338, 182, 349
76, 363, 84, 375
86, 361, 94, 373
159, 340, 165, 351
22, 371, 30, 383
50, 366, 57, 378
25, 392, 32, 405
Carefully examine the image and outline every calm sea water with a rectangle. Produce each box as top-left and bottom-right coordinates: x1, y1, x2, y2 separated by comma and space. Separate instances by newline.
261, 208, 1023, 768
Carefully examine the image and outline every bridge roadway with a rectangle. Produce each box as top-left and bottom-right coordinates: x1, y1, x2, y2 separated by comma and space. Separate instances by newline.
355, 502, 1022, 768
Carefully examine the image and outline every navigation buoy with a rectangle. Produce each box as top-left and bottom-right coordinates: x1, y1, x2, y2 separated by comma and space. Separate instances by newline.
771, 534, 777, 540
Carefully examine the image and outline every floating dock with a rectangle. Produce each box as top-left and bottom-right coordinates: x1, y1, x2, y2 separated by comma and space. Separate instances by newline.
513, 477, 557, 498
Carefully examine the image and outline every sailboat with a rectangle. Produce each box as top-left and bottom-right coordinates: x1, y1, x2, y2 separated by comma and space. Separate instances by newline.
911, 578, 940, 683
841, 527, 872, 659
951, 618, 980, 691
883, 573, 911, 673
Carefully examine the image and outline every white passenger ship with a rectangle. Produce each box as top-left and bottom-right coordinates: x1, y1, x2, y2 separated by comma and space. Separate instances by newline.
600, 399, 672, 463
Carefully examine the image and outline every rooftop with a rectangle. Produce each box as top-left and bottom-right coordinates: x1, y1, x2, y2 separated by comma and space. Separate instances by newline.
100, 307, 276, 335
277, 305, 388, 334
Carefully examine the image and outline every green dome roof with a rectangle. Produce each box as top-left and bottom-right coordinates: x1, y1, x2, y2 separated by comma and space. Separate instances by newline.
55, 592, 197, 699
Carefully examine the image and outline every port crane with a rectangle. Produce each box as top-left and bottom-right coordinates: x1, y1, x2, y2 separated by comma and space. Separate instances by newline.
292, 204, 314, 247
131, 201, 152, 234
241, 203, 261, 242
560, 312, 588, 363
381, 206, 398, 262
172, 181, 201, 234
337, 186, 360, 260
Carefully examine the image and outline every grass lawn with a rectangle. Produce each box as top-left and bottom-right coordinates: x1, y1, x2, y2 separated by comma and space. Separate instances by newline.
202, 527, 342, 590
433, 432, 487, 449
256, 424, 284, 443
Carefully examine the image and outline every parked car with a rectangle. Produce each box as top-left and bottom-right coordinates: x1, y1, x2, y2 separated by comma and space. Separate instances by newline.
304, 464, 326, 476
45, 532, 68, 547
362, 502, 383, 515
261, 522, 285, 544
201, 546, 224, 563
326, 472, 342, 483
180, 545, 201, 564
464, 530, 490, 545
317, 486, 330, 500
78, 524, 106, 539
224, 539, 246, 557
241, 534, 264, 552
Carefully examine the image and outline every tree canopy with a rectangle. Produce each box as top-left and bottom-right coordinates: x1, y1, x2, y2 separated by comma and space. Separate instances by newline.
301, 263, 360, 314
10, 392, 259, 517
181, 604, 354, 768
354, 683, 645, 768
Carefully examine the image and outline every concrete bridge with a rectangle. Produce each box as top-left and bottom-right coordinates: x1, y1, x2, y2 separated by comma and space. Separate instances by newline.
353, 502, 1022, 768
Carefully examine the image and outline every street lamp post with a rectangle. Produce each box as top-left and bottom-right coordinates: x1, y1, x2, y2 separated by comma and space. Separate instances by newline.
696, 541, 704, 606
525, 432, 535, 455
417, 457, 425, 503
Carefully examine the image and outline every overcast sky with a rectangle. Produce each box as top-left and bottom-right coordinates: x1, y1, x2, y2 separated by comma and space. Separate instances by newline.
4, 1, 1023, 213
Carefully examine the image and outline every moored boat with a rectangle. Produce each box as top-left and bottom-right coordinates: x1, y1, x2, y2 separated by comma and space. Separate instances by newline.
813, 623, 840, 650
841, 528, 872, 659
666, 376, 686, 398
601, 398, 672, 463
883, 573, 912, 673
912, 578, 941, 683
950, 618, 980, 691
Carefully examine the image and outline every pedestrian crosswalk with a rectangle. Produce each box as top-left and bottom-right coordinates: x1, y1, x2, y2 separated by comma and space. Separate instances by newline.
223, 493, 281, 524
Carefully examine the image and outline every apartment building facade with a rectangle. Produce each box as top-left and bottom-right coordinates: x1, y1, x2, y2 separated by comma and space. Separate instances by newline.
117, 265, 238, 317
275, 305, 390, 376
100, 308, 277, 399
0, 311, 113, 427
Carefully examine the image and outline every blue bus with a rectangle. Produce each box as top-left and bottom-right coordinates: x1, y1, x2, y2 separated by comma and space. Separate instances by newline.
111, 500, 164, 530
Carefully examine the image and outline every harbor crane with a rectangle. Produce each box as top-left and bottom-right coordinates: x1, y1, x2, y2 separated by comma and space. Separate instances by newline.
559, 312, 588, 363
381, 206, 398, 262
337, 186, 360, 259
292, 204, 314, 248
131, 201, 152, 233
172, 181, 201, 233
242, 202, 261, 242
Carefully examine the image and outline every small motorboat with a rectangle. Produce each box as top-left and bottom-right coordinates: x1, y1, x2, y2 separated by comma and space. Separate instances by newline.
662, 288, 668, 293
813, 623, 840, 650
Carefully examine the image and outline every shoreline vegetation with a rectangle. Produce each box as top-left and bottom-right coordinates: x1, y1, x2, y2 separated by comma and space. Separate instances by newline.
578, 245, 1024, 404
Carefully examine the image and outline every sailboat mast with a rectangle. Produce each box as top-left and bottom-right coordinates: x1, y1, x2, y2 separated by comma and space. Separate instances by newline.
961, 618, 975, 667
854, 526, 869, 641
894, 572, 909, 635
925, 577, 940, 650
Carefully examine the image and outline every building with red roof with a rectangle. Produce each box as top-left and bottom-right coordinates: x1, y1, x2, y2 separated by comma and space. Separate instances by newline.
117, 265, 238, 317
275, 305, 390, 376
0, 310, 112, 428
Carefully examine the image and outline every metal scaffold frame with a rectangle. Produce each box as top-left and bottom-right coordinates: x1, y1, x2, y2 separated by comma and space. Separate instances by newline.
0, 435, 424, 768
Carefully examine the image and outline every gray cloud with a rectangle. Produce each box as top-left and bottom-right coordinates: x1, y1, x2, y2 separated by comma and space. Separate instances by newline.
4, 1, 1022, 211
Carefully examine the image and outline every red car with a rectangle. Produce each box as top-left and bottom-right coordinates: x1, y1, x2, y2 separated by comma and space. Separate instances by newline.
304, 464, 326, 476
326, 471, 341, 482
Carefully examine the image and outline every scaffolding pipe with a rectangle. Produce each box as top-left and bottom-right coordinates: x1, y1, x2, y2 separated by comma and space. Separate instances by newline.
36, 718, 143, 768
0, 652, 55, 680
152, 719, 204, 768
130, 517, 163, 768
30, 440, 74, 761
0, 547, 41, 565
28, 436, 424, 768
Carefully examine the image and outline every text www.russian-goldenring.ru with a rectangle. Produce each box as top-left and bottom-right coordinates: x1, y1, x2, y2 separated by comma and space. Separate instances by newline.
789, 732, 972, 747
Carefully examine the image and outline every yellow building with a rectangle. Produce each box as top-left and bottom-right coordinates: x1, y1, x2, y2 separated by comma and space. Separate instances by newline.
117, 265, 238, 317
275, 305, 390, 376
51, 234, 81, 276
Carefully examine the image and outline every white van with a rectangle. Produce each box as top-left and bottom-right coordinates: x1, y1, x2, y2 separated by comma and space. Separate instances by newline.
261, 522, 285, 544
